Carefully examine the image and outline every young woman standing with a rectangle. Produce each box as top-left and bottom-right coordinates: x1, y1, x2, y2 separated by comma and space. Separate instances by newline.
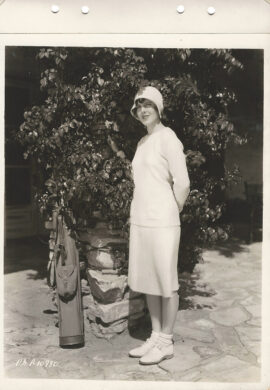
127, 86, 190, 365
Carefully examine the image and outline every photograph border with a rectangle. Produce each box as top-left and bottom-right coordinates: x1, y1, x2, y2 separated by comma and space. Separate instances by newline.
1, 22, 270, 390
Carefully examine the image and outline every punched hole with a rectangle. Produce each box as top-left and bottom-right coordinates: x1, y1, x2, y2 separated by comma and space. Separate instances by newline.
207, 6, 216, 15
176, 5, 185, 14
51, 4, 60, 13
81, 5, 89, 14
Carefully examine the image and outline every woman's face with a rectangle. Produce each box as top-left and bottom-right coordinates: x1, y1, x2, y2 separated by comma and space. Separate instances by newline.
136, 99, 160, 127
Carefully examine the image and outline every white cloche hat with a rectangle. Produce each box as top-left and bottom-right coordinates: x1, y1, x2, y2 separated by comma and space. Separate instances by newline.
130, 86, 164, 120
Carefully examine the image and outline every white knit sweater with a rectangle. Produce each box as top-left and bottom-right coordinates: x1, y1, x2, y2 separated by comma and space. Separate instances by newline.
130, 126, 190, 227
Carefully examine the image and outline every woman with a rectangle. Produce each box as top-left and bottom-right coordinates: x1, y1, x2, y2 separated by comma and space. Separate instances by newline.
127, 86, 190, 365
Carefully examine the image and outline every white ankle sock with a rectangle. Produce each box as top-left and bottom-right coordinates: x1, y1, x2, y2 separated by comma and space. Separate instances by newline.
159, 332, 173, 344
159, 332, 173, 339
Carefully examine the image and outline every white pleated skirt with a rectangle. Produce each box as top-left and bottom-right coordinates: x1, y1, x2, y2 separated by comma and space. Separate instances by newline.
128, 224, 180, 298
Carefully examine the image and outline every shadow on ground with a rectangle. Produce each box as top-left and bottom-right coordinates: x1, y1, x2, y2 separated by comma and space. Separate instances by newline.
209, 237, 250, 258
4, 236, 49, 279
178, 271, 216, 311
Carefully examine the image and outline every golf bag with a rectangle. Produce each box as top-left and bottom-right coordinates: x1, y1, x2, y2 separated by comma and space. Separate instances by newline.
54, 214, 85, 348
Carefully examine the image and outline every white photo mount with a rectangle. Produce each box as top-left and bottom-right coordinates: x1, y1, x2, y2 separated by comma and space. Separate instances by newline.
0, 1, 270, 390
0, 0, 269, 34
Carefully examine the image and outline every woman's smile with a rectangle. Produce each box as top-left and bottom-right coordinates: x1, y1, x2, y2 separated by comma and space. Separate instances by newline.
141, 114, 150, 120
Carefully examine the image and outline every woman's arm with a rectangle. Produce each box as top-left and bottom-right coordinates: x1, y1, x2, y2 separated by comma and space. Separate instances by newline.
161, 130, 190, 213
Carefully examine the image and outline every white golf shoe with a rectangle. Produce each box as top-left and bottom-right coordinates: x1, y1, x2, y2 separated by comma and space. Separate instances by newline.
139, 338, 174, 365
128, 331, 159, 358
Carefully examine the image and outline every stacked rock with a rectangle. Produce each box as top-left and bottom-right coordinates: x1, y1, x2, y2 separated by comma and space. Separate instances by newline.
77, 222, 146, 339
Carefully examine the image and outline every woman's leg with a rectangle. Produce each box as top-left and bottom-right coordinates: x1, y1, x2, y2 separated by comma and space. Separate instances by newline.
146, 294, 162, 332
129, 293, 161, 358
161, 291, 179, 334
139, 292, 177, 364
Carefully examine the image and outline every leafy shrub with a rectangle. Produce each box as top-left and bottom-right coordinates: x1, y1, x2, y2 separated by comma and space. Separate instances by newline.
17, 47, 245, 271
